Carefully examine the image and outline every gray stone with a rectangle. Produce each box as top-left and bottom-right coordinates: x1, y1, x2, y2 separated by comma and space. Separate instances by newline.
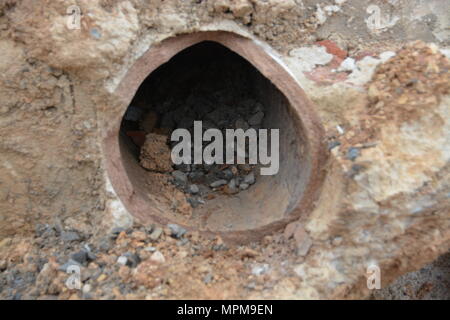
172, 170, 188, 184
189, 184, 199, 194
58, 259, 81, 272
70, 250, 88, 265
251, 264, 270, 276
167, 223, 187, 239
61, 231, 81, 242
210, 179, 227, 188
244, 172, 256, 185
346, 147, 360, 161
239, 183, 249, 190
149, 227, 163, 241
123, 252, 140, 268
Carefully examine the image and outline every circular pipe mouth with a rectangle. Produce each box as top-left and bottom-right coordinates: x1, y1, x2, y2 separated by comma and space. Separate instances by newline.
102, 31, 327, 243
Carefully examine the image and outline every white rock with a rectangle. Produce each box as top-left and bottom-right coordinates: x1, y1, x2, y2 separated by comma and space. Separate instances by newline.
150, 251, 166, 264
337, 57, 357, 72
117, 256, 128, 266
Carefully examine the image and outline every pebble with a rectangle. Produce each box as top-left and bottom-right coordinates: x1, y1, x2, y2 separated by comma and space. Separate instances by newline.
58, 259, 81, 272
117, 256, 128, 266
167, 223, 187, 239
149, 227, 163, 241
244, 172, 256, 185
189, 184, 199, 194
61, 231, 81, 242
346, 147, 360, 161
239, 183, 249, 190
70, 250, 88, 265
251, 264, 270, 276
210, 179, 227, 188
150, 251, 166, 264
172, 170, 188, 184
328, 140, 341, 150
203, 273, 213, 284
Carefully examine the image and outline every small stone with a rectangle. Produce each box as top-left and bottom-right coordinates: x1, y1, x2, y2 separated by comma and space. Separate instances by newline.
61, 231, 81, 242
203, 273, 213, 284
58, 259, 81, 272
111, 227, 125, 236
239, 183, 249, 190
131, 230, 147, 241
248, 111, 264, 126
244, 172, 256, 185
328, 140, 341, 150
346, 147, 360, 161
189, 184, 199, 194
210, 179, 227, 188
150, 251, 166, 264
82, 284, 92, 294
123, 252, 140, 268
96, 274, 107, 282
117, 256, 128, 266
172, 170, 188, 184
251, 264, 270, 276
167, 223, 187, 239
149, 227, 163, 241
70, 250, 88, 265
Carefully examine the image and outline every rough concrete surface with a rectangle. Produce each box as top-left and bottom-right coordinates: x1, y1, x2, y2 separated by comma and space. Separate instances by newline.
0, 0, 449, 299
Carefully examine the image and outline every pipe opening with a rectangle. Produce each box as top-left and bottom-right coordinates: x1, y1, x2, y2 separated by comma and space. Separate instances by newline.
109, 33, 324, 241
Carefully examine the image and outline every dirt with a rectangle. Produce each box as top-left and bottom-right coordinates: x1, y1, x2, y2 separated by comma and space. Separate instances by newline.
0, 0, 449, 300
332, 40, 450, 163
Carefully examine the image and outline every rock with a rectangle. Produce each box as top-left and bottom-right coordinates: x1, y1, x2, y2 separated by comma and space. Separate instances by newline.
328, 140, 341, 150
244, 172, 256, 185
239, 183, 249, 190
60, 231, 81, 242
58, 259, 81, 272
117, 256, 128, 266
70, 250, 88, 265
111, 227, 125, 236
139, 133, 173, 172
346, 147, 360, 161
248, 111, 265, 126
172, 170, 188, 184
131, 230, 147, 241
210, 179, 227, 188
251, 264, 270, 276
150, 251, 166, 264
167, 223, 187, 239
337, 57, 357, 72
149, 227, 163, 241
189, 184, 199, 194
203, 273, 213, 284
118, 252, 140, 268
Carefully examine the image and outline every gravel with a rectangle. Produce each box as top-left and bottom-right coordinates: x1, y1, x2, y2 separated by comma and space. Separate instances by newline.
167, 224, 187, 239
